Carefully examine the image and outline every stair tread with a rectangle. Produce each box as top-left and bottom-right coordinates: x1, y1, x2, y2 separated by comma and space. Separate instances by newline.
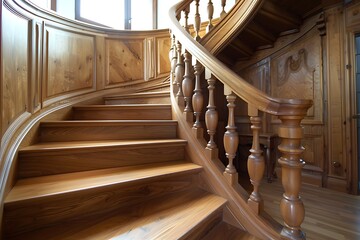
10, 189, 226, 240
20, 139, 187, 153
5, 161, 202, 205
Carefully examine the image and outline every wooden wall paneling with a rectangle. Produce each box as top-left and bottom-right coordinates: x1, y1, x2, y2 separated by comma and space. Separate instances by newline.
236, 58, 270, 134
42, 24, 96, 106
95, 35, 106, 90
156, 35, 171, 78
145, 37, 155, 81
270, 29, 325, 176
2, 5, 31, 136
105, 37, 145, 88
325, 7, 347, 185
345, 2, 360, 194
29, 20, 42, 113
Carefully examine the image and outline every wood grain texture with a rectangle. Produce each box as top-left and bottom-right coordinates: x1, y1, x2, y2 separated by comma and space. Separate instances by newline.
4, 189, 226, 240
262, 180, 360, 240
2, 6, 29, 135
39, 120, 178, 142
72, 104, 172, 120
44, 25, 95, 98
104, 91, 171, 104
4, 175, 200, 239
105, 38, 144, 86
157, 36, 171, 77
18, 139, 187, 178
202, 222, 261, 240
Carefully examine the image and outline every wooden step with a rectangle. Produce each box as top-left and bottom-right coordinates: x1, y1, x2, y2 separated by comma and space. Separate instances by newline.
104, 91, 170, 104
5, 189, 226, 240
72, 104, 172, 120
18, 139, 187, 178
201, 222, 261, 240
4, 161, 203, 237
39, 120, 178, 142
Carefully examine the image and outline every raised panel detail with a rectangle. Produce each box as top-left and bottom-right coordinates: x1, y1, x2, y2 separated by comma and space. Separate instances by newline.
105, 38, 144, 86
2, 7, 30, 134
157, 36, 171, 77
44, 26, 95, 99
271, 32, 323, 123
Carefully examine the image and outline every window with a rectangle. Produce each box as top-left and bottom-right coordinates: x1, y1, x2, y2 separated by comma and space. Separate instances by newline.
29, 0, 56, 11
75, 0, 156, 30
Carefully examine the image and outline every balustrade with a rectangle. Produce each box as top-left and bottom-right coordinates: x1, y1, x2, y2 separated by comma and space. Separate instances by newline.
169, 1, 310, 239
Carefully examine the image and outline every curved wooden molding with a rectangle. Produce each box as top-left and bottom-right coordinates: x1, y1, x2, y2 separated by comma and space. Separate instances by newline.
169, 2, 313, 118
170, 90, 282, 239
200, 0, 265, 55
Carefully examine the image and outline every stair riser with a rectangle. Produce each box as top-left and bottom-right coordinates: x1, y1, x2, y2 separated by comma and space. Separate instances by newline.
105, 97, 170, 105
72, 108, 172, 120
4, 175, 198, 238
39, 124, 177, 142
18, 145, 186, 178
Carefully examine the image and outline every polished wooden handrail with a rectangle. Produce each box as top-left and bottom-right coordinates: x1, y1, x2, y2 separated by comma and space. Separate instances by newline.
169, 3, 313, 118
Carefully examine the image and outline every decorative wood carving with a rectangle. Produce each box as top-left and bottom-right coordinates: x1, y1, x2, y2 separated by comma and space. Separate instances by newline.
223, 90, 239, 185
247, 111, 264, 214
194, 0, 201, 41
207, 0, 214, 33
278, 115, 306, 240
175, 41, 185, 97
106, 38, 144, 86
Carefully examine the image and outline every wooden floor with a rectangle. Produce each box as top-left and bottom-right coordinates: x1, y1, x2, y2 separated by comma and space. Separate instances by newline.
261, 180, 360, 240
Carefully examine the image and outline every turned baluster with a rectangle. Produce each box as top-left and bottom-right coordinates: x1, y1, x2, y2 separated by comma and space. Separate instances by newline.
175, 41, 184, 98
223, 87, 238, 185
192, 60, 204, 129
184, 6, 190, 33
207, 0, 214, 33
182, 50, 194, 114
205, 69, 218, 149
247, 106, 265, 214
220, 0, 227, 19
169, 33, 177, 85
278, 115, 306, 240
194, 0, 201, 41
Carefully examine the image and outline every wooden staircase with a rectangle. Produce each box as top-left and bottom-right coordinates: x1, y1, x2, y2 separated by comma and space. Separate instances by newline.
3, 90, 258, 239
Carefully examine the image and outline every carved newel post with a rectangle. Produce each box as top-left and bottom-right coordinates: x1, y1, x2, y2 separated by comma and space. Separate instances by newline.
278, 115, 306, 240
223, 87, 238, 185
247, 106, 265, 214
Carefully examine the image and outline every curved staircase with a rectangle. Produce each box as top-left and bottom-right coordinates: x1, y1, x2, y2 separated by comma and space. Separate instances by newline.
3, 90, 258, 239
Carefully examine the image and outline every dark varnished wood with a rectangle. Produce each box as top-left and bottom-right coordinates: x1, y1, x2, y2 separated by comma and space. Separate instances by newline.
18, 139, 187, 178
39, 120, 178, 142
72, 104, 172, 120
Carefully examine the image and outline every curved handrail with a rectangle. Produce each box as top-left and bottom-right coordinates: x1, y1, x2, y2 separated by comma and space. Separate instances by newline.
169, 2, 313, 117
200, 0, 265, 55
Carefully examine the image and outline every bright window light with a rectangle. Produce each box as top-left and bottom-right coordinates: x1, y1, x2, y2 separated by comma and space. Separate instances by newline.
79, 0, 125, 29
